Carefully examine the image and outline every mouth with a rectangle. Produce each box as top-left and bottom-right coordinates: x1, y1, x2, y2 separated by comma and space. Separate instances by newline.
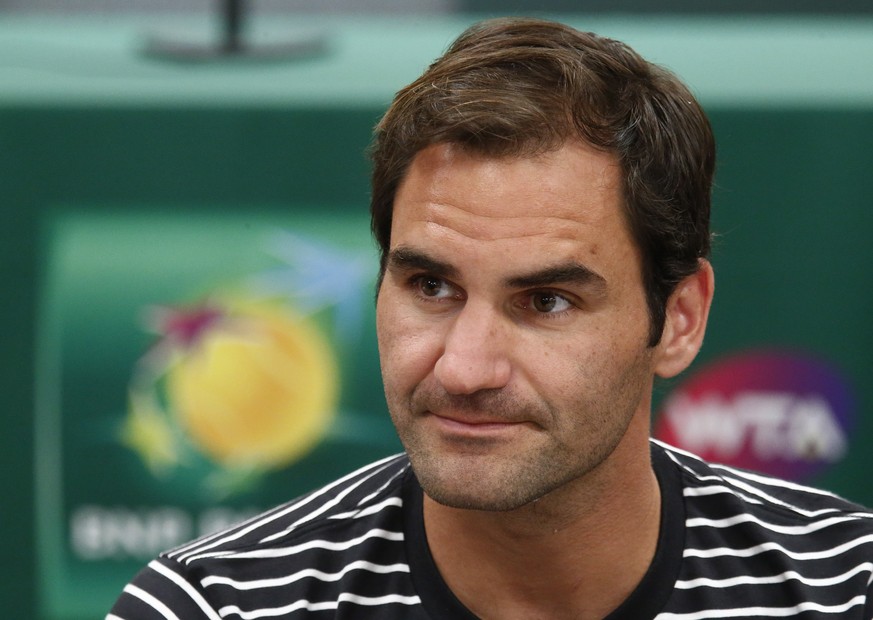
427, 411, 532, 438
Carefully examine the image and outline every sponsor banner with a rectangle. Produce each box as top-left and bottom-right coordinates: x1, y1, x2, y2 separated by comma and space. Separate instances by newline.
654, 349, 855, 482
35, 208, 399, 619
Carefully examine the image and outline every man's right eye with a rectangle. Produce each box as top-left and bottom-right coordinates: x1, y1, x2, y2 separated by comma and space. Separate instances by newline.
413, 276, 455, 300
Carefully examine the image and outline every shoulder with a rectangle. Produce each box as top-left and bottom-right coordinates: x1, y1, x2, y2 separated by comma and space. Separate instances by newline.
653, 440, 873, 618
167, 453, 413, 565
654, 439, 873, 523
107, 454, 417, 619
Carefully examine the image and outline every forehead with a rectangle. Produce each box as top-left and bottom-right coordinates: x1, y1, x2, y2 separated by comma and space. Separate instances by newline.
391, 142, 632, 254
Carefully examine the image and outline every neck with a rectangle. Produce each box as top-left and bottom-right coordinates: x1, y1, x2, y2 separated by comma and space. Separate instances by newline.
422, 432, 661, 620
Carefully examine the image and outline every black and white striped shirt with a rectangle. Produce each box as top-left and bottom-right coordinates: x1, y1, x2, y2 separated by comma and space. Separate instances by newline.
107, 441, 873, 619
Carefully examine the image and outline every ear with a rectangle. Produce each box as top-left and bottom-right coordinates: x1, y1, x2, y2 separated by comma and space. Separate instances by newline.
654, 259, 715, 379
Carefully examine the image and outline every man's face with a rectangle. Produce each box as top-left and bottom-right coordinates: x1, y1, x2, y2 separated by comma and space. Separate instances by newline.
376, 141, 657, 512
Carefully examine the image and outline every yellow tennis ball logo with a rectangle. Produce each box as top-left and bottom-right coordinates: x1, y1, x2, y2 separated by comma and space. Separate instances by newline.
164, 302, 338, 469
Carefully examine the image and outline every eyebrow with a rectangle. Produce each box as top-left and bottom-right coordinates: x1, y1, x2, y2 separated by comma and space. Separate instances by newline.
387, 246, 606, 292
386, 247, 459, 279
506, 263, 607, 292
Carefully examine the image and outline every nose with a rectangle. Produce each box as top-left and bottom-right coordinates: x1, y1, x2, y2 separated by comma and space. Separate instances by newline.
433, 301, 512, 395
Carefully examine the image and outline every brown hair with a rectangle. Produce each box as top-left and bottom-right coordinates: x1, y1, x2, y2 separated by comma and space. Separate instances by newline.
370, 17, 715, 345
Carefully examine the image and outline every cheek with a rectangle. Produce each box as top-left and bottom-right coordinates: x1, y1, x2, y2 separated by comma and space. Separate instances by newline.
376, 296, 440, 390
517, 336, 594, 399
521, 329, 640, 403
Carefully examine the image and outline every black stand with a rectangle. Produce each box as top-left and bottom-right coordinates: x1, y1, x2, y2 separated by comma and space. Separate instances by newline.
144, 0, 328, 63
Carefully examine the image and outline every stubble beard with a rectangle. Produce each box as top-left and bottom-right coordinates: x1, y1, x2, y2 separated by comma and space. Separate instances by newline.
388, 383, 638, 513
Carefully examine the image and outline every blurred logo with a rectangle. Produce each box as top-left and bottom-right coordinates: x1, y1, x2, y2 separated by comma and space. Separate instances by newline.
654, 349, 855, 482
120, 232, 371, 496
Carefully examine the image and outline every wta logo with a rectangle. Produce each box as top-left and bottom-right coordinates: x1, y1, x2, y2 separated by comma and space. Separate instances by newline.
654, 350, 855, 482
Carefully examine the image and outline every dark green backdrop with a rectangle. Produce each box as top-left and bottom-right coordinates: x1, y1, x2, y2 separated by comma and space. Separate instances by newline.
2, 13, 872, 619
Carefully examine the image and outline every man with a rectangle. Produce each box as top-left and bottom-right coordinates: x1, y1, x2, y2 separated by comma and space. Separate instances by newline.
109, 17, 873, 619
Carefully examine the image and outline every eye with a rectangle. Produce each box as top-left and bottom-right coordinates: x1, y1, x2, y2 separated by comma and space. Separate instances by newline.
528, 291, 573, 314
414, 275, 457, 300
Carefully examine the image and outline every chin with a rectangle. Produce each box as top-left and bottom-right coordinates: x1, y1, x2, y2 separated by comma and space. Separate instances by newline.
417, 466, 548, 513
425, 488, 532, 512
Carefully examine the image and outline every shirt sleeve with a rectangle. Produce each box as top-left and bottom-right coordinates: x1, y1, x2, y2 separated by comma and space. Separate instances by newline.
106, 556, 222, 620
